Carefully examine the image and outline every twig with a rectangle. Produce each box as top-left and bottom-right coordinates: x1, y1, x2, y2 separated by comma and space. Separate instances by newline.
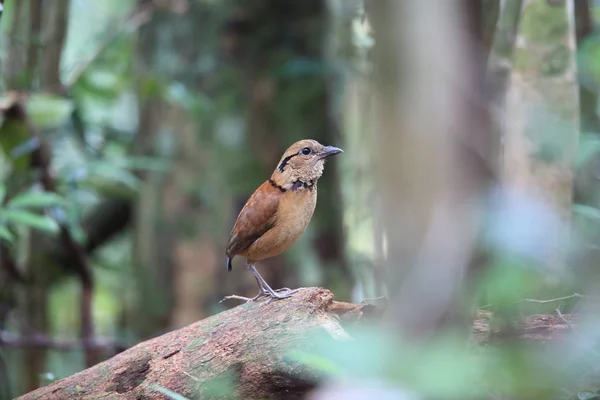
0, 331, 121, 351
518, 293, 595, 304
220, 295, 254, 303
555, 306, 575, 332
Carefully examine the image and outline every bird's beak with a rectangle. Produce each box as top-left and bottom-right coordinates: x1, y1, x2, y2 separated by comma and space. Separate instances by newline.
319, 146, 343, 159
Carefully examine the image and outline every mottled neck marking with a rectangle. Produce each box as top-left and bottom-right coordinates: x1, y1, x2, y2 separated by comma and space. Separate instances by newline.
291, 179, 314, 192
268, 179, 287, 193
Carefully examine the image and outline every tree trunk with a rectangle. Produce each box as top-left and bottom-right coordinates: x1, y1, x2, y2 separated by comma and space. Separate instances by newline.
16, 287, 574, 400
367, 0, 495, 339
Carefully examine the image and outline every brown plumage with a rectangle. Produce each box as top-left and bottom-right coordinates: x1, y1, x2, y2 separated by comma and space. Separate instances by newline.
224, 139, 342, 303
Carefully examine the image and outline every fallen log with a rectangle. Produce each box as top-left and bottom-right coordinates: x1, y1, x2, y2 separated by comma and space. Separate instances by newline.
16, 287, 574, 400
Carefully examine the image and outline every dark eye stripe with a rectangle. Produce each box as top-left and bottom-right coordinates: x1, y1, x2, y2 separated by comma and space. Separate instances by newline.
277, 147, 312, 173
278, 154, 296, 172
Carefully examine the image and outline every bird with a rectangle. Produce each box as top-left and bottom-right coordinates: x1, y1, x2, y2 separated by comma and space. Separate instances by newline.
224, 139, 343, 303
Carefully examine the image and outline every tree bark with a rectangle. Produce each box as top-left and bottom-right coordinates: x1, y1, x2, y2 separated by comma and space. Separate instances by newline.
16, 287, 574, 400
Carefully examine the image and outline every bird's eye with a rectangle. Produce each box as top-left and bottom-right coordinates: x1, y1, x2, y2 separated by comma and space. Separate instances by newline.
301, 147, 311, 155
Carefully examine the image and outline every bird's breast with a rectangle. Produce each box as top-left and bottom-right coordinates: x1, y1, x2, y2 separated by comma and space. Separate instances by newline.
246, 188, 317, 261
278, 188, 317, 233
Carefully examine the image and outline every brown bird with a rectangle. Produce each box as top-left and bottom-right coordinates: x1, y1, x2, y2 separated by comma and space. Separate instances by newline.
225, 139, 343, 303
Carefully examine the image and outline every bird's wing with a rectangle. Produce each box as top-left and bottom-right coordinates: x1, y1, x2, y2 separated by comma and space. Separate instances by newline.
226, 180, 282, 258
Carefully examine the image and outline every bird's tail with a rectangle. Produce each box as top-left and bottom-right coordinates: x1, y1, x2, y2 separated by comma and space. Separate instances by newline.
226, 256, 233, 272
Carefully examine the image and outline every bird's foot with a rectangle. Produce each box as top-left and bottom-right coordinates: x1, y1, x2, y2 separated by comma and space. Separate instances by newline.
262, 288, 300, 305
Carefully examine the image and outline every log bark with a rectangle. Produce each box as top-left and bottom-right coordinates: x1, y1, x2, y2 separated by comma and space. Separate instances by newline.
16, 287, 575, 400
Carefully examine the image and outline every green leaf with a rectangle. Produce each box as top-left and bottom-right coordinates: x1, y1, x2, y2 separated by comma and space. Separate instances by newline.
2, 209, 59, 233
8, 192, 65, 209
79, 178, 137, 200
573, 204, 600, 221
0, 226, 14, 242
26, 94, 74, 129
76, 70, 126, 102
121, 156, 169, 172
84, 161, 142, 193
0, 184, 5, 204
139, 75, 166, 100
576, 135, 600, 168
578, 392, 600, 400
0, 116, 31, 172
148, 384, 190, 400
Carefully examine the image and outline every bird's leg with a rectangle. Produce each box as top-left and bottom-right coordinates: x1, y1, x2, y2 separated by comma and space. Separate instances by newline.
246, 264, 299, 302
220, 264, 298, 304
220, 272, 267, 304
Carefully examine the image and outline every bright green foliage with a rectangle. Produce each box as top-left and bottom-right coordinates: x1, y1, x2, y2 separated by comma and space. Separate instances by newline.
573, 204, 600, 222
26, 94, 74, 129
8, 192, 65, 209
0, 185, 65, 241
0, 114, 31, 173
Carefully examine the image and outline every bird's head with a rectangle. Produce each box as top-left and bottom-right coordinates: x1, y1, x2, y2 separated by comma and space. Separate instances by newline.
271, 139, 343, 188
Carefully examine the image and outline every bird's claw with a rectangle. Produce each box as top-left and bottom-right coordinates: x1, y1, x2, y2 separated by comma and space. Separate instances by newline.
267, 288, 299, 299
261, 289, 299, 305
220, 288, 299, 305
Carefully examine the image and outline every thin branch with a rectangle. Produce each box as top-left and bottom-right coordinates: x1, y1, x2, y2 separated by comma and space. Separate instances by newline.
518, 293, 597, 304
555, 306, 575, 332
0, 331, 121, 351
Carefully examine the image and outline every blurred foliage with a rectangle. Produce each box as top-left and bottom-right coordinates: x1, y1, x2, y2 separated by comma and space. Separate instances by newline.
520, 1, 568, 45
2, 0, 600, 399
0, 185, 64, 240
